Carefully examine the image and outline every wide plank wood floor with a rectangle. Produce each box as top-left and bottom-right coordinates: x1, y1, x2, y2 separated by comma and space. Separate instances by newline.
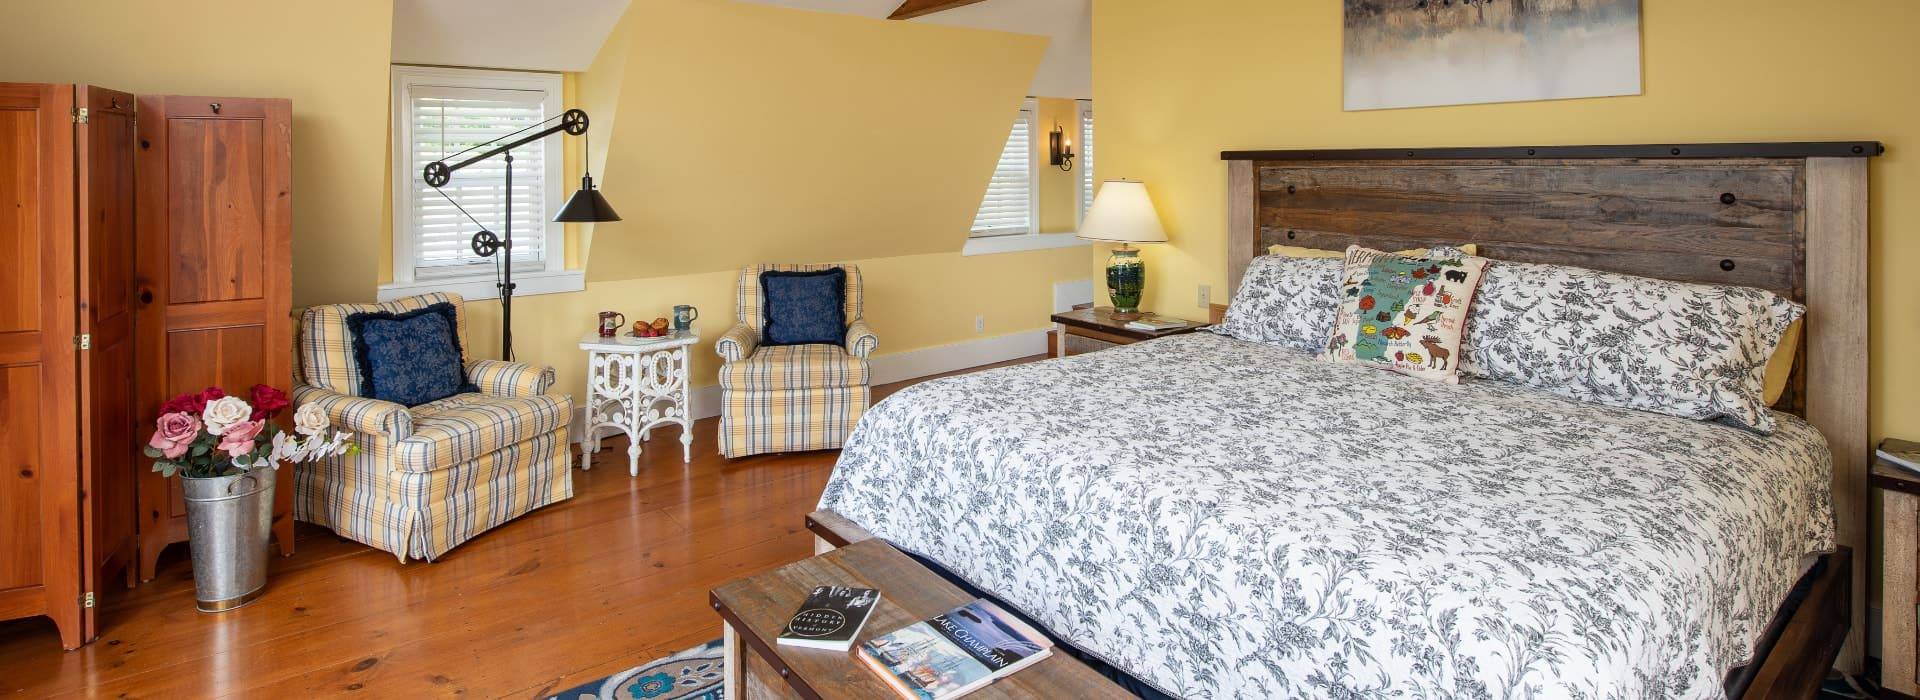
0, 355, 1045, 698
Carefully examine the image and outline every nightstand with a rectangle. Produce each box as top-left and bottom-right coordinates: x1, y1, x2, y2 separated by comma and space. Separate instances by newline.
1877, 457, 1920, 696
1050, 306, 1203, 357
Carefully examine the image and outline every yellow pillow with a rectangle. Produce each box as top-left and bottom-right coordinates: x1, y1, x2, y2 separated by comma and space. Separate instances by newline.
1763, 318, 1802, 405
1270, 243, 1479, 258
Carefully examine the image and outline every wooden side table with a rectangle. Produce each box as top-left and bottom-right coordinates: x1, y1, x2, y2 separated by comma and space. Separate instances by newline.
710, 539, 1131, 700
1877, 459, 1920, 696
1051, 306, 1203, 357
578, 331, 699, 474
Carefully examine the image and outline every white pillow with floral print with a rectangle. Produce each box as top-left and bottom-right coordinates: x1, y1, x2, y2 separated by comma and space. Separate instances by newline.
1459, 260, 1804, 434
1323, 246, 1490, 383
1212, 254, 1342, 353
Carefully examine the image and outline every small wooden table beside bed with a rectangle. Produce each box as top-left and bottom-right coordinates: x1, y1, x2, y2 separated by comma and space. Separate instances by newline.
791, 142, 1877, 699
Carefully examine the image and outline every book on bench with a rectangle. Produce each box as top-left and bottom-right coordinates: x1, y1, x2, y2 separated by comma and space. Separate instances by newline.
857, 599, 1053, 700
777, 586, 881, 651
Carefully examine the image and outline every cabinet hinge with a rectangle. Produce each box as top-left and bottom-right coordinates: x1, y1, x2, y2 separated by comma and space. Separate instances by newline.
71, 107, 88, 124
75, 334, 91, 350
83, 592, 94, 608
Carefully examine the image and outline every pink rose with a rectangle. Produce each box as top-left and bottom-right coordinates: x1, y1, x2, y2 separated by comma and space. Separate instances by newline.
217, 419, 265, 459
149, 412, 201, 460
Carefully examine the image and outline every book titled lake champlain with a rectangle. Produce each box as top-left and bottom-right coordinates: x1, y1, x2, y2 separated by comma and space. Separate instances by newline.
857, 599, 1054, 700
776, 586, 881, 651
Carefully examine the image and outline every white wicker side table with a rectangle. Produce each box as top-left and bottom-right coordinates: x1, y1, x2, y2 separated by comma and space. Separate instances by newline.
579, 331, 699, 475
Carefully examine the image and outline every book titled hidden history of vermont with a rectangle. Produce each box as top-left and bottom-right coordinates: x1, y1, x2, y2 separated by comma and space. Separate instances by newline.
776, 586, 881, 651
857, 599, 1054, 700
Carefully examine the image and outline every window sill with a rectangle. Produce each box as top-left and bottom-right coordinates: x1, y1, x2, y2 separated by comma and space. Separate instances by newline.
378, 269, 585, 302
961, 232, 1089, 257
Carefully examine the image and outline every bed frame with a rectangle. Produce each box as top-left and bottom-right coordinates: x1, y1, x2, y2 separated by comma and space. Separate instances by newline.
810, 141, 1879, 698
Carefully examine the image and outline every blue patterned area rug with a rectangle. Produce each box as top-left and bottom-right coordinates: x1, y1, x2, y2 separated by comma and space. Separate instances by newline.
547, 639, 725, 700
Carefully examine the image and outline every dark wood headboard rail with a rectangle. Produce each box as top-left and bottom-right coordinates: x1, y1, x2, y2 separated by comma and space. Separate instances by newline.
1220, 141, 1876, 672
1222, 141, 1884, 162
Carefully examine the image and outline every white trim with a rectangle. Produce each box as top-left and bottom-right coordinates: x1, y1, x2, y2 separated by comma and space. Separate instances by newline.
961, 231, 1089, 256
377, 269, 584, 302
390, 65, 567, 290
569, 328, 1051, 445
1074, 98, 1094, 229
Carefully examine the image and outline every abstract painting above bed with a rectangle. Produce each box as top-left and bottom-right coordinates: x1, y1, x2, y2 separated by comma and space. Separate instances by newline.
1342, 0, 1643, 110
819, 333, 1834, 698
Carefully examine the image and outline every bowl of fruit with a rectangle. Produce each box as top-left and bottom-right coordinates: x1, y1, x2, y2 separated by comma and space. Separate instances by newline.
629, 317, 672, 339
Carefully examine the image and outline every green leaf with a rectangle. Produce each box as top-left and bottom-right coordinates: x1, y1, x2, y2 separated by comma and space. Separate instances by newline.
190, 442, 210, 457
142, 445, 164, 459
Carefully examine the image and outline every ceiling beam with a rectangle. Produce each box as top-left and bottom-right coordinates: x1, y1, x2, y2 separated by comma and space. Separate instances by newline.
887, 0, 989, 20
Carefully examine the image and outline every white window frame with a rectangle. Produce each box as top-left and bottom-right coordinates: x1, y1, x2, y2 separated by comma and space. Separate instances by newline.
382, 65, 582, 302
962, 98, 1087, 256
1075, 99, 1094, 228
968, 98, 1043, 239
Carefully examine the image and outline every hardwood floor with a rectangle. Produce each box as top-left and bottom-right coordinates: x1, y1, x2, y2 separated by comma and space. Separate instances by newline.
0, 355, 1045, 698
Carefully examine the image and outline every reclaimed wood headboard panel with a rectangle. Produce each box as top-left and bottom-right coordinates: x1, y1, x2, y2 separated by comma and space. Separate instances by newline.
1220, 141, 1878, 671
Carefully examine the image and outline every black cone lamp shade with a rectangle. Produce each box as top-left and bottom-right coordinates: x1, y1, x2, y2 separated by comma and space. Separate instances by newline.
554, 174, 621, 223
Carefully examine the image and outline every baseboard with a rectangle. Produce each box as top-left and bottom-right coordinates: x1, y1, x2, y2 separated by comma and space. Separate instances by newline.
568, 328, 1050, 445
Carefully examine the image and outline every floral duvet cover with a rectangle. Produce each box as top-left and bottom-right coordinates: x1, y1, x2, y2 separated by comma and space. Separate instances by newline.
818, 332, 1834, 699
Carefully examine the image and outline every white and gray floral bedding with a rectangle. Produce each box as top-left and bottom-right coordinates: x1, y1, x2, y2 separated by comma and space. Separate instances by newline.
818, 332, 1834, 699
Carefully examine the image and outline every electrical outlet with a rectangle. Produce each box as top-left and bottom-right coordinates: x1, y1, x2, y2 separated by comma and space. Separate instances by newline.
1198, 284, 1212, 308
974, 315, 985, 333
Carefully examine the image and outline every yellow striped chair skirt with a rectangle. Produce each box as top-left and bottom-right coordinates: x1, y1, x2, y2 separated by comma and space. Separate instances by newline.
294, 423, 571, 562
721, 386, 868, 458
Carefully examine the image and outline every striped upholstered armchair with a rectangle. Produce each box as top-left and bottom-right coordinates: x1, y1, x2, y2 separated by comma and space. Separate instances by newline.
716, 264, 879, 458
291, 292, 573, 562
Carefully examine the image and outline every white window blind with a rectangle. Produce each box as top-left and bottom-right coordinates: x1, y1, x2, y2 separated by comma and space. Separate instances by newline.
970, 104, 1037, 238
1078, 101, 1095, 218
409, 86, 552, 273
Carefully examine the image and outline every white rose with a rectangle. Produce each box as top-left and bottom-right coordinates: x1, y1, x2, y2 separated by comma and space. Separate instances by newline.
201, 396, 253, 436
293, 403, 330, 436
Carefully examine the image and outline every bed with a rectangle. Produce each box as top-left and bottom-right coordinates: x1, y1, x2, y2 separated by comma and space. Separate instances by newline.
810, 142, 1877, 698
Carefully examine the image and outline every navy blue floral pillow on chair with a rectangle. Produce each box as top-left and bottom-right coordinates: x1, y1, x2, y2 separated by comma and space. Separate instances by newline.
346, 302, 478, 407
760, 268, 847, 346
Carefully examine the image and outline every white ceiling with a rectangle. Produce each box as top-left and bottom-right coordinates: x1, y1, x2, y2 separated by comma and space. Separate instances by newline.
732, 0, 1093, 98
391, 0, 632, 72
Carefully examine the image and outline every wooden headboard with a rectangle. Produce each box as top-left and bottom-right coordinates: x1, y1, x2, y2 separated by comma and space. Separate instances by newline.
1219, 141, 1878, 668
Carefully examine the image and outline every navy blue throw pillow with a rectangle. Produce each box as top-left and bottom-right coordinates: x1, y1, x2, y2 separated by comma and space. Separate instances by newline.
346, 302, 477, 407
760, 269, 847, 346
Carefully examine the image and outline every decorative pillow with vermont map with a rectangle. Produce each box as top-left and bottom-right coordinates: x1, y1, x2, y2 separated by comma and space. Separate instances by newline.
1323, 246, 1489, 383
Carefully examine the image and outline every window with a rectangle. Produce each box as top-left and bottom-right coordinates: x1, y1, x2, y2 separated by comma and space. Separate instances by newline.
969, 99, 1040, 238
385, 65, 579, 301
1077, 99, 1095, 222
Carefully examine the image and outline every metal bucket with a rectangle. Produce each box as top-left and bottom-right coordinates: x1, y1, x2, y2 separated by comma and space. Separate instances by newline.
181, 469, 277, 613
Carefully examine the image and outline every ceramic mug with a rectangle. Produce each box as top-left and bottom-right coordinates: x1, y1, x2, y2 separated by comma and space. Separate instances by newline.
673, 305, 699, 332
597, 311, 625, 337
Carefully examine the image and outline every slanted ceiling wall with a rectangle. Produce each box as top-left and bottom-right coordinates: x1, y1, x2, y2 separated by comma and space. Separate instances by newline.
584, 0, 1048, 281
0, 0, 394, 309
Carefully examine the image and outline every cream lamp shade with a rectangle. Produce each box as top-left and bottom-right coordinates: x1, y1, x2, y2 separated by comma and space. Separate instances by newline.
1077, 180, 1168, 244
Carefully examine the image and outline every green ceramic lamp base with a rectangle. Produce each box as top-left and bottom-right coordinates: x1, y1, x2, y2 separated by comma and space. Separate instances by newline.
1106, 244, 1146, 316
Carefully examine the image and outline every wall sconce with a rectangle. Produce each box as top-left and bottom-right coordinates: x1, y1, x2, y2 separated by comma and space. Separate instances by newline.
1049, 122, 1075, 171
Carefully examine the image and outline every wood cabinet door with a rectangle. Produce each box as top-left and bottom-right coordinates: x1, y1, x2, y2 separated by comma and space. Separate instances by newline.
133, 96, 294, 582
0, 83, 85, 649
75, 86, 138, 625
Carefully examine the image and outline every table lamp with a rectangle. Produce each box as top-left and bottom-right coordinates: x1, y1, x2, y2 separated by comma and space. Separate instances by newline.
1077, 180, 1168, 320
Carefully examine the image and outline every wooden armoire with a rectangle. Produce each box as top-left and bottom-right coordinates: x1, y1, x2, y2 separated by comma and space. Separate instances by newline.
132, 96, 295, 584
0, 85, 292, 649
1, 83, 138, 650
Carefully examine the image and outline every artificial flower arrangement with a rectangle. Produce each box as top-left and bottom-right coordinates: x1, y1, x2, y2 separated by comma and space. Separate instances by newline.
145, 385, 355, 478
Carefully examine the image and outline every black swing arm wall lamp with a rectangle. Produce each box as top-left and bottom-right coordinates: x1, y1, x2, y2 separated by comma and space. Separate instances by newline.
422, 107, 621, 360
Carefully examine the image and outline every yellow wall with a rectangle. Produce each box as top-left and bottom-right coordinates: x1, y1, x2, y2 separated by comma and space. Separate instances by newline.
0, 0, 394, 308
584, 0, 1049, 281
448, 0, 1091, 399
1094, 0, 1917, 445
